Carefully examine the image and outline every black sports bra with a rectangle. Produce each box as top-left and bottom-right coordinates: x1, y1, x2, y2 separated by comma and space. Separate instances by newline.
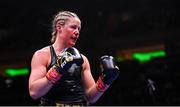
40, 46, 86, 106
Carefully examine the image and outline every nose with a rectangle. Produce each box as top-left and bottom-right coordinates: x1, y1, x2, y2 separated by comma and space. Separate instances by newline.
74, 29, 79, 37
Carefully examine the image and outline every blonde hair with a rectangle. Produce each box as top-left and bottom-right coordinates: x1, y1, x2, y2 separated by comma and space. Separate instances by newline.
51, 11, 80, 43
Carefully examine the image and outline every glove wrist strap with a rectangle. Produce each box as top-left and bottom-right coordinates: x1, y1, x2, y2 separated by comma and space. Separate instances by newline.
46, 66, 61, 84
96, 76, 108, 92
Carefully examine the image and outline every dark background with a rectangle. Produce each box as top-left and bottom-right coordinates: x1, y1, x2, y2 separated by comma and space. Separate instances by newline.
0, 0, 180, 106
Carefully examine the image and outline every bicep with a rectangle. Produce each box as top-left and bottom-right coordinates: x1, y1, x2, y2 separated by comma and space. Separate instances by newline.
29, 51, 48, 85
81, 55, 96, 92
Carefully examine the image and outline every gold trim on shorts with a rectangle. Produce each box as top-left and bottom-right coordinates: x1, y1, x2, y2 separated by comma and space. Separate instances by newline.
55, 102, 83, 107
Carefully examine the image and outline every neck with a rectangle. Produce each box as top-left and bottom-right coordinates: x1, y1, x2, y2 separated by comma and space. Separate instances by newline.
52, 40, 65, 55
52, 34, 74, 54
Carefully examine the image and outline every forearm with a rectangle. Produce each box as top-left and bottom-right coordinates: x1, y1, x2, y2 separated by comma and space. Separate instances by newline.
86, 55, 119, 104
29, 77, 53, 100
85, 83, 110, 104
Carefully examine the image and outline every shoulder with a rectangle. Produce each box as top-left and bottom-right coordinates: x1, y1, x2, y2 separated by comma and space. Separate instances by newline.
33, 46, 50, 56
31, 46, 51, 62
81, 54, 90, 68
81, 54, 89, 62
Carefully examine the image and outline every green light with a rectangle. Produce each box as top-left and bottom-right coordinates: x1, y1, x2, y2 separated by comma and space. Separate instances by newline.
5, 68, 29, 77
132, 50, 166, 63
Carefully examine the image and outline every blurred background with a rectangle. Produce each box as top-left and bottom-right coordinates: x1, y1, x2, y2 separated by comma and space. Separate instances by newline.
0, 0, 180, 106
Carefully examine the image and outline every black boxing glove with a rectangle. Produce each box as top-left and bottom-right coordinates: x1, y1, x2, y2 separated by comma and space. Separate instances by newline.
96, 55, 119, 91
46, 47, 84, 84
55, 47, 84, 73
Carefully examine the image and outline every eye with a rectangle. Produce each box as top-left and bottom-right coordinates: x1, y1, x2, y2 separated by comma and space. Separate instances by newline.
71, 25, 77, 29
71, 25, 81, 31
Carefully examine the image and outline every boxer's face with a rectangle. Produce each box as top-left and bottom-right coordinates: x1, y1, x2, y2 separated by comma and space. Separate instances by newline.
60, 17, 81, 47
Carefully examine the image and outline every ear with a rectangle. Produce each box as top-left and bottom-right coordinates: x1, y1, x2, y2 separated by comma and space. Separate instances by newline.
56, 24, 62, 32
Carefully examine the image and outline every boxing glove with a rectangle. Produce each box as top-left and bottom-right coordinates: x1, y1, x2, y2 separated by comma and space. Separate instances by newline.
46, 47, 84, 84
96, 55, 119, 91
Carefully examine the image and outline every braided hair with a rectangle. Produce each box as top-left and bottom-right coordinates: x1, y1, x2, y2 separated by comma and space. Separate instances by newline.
51, 11, 80, 43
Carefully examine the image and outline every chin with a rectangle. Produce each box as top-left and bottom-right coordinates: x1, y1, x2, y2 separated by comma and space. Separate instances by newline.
68, 43, 75, 47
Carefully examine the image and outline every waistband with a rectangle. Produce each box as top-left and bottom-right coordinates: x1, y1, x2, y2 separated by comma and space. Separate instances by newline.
55, 102, 84, 107
40, 97, 86, 106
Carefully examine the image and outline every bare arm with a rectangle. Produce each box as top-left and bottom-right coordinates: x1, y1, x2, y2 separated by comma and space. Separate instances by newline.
29, 49, 53, 100
81, 55, 109, 104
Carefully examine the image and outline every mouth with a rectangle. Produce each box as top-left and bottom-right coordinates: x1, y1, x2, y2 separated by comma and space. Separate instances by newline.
70, 36, 78, 42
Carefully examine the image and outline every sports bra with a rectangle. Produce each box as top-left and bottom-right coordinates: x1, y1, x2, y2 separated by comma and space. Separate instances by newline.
40, 46, 87, 106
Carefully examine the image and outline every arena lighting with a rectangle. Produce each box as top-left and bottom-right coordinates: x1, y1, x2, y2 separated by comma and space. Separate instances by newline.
132, 50, 166, 63
115, 43, 166, 63
5, 68, 29, 77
